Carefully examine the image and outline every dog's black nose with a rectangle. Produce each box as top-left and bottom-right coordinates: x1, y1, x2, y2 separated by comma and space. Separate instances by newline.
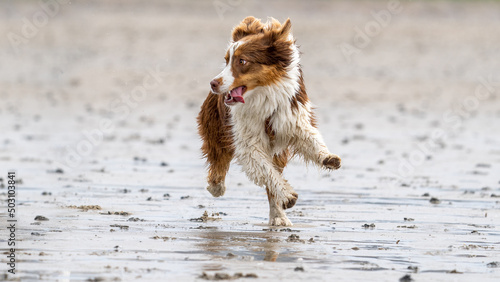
210, 79, 220, 91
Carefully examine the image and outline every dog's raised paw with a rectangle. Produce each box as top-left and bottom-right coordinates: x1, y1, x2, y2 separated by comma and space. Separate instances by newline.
323, 154, 341, 170
284, 192, 298, 209
269, 216, 293, 227
207, 182, 226, 197
277, 191, 298, 210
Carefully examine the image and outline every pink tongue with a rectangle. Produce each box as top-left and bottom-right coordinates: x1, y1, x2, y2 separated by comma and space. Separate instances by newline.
230, 87, 245, 103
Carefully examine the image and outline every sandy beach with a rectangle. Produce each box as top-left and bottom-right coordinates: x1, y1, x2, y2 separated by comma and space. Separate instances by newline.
0, 0, 499, 281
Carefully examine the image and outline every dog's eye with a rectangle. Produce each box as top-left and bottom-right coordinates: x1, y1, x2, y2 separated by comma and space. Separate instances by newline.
239, 59, 247, 65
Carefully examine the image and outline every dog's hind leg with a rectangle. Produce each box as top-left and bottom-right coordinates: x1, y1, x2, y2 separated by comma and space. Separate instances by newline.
206, 156, 232, 197
197, 93, 234, 197
267, 151, 293, 226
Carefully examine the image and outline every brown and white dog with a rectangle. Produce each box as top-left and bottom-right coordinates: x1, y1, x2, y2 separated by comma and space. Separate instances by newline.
197, 17, 341, 226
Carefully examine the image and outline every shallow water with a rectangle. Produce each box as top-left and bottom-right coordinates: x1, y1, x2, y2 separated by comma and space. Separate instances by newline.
8, 169, 499, 281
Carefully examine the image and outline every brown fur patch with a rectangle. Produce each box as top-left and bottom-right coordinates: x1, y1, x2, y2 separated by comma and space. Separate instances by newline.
273, 151, 289, 174
264, 116, 276, 142
290, 69, 317, 128
290, 69, 309, 111
197, 92, 234, 185
265, 117, 292, 173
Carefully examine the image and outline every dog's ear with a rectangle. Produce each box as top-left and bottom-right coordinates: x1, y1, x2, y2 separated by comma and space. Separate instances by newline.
278, 18, 292, 40
265, 18, 292, 44
260, 18, 294, 69
232, 16, 264, 42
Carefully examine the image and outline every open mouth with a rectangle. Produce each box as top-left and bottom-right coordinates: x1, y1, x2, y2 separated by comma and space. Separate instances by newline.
224, 86, 247, 106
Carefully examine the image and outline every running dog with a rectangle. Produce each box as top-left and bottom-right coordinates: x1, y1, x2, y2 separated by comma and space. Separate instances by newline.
197, 16, 341, 226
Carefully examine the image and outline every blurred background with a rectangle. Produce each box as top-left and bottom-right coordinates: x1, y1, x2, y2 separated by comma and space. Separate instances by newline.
1, 0, 499, 177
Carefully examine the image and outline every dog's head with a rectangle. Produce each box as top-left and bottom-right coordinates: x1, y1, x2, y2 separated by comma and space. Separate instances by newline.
210, 17, 297, 106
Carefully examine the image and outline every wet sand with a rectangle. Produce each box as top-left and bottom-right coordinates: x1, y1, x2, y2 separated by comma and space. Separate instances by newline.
0, 0, 499, 281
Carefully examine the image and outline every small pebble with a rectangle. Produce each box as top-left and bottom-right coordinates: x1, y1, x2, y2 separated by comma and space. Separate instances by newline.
399, 274, 414, 282
429, 197, 441, 204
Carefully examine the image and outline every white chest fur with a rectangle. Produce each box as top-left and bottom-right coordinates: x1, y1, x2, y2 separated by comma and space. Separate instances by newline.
229, 78, 301, 157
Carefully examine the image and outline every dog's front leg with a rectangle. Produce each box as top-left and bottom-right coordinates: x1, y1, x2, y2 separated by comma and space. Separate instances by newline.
236, 146, 297, 226
293, 121, 341, 170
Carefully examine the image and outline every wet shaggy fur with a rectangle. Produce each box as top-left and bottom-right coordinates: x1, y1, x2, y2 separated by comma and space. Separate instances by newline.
197, 16, 341, 226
